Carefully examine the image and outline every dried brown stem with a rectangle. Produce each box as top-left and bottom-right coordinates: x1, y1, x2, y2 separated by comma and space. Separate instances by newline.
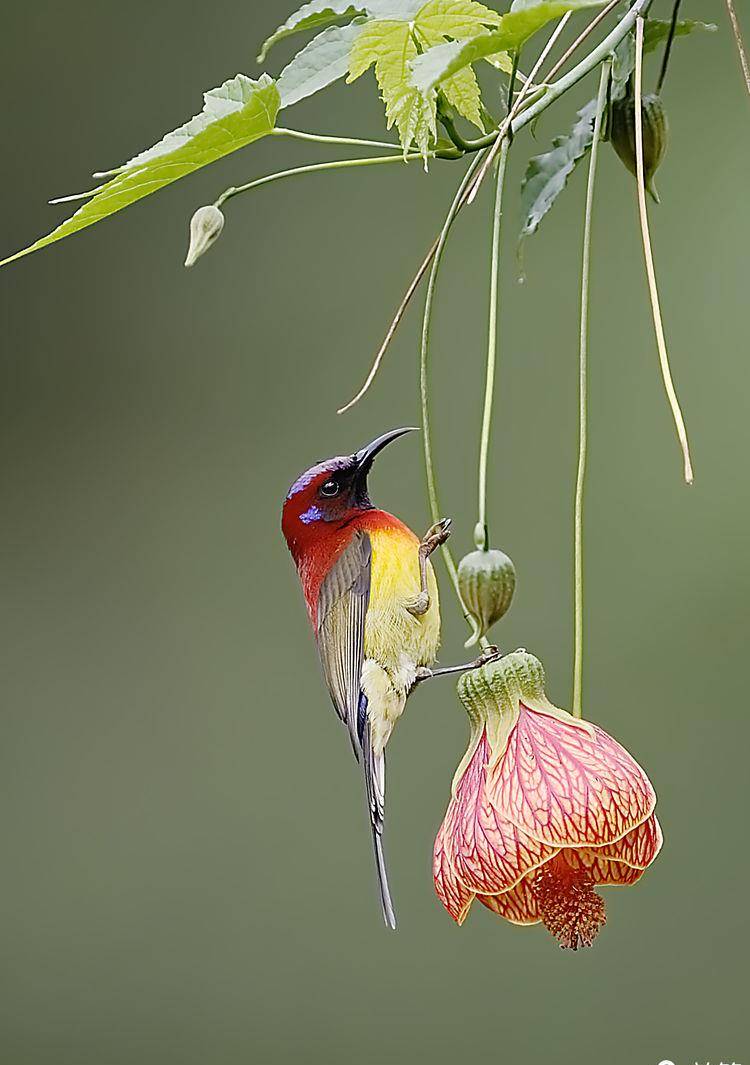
725, 0, 750, 99
634, 17, 694, 485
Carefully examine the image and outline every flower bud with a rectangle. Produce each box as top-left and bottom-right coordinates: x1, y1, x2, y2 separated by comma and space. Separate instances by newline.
184, 204, 224, 267
458, 547, 516, 647
610, 92, 669, 204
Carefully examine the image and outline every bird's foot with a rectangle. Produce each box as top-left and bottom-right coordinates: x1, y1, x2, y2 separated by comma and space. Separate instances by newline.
419, 518, 452, 557
405, 591, 430, 617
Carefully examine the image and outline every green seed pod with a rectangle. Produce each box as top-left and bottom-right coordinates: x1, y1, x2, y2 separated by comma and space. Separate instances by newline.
610, 92, 668, 204
458, 548, 516, 648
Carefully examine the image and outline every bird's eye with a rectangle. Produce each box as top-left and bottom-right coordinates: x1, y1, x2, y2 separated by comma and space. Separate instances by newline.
320, 480, 340, 498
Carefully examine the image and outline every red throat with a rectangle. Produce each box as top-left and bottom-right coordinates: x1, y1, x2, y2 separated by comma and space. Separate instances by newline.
282, 487, 410, 626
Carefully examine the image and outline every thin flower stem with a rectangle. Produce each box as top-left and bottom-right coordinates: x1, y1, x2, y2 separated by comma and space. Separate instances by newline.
477, 139, 511, 550
421, 153, 486, 631
214, 153, 427, 207
271, 127, 402, 151
573, 60, 610, 722
337, 0, 652, 415
656, 0, 683, 96
634, 17, 694, 485
725, 0, 750, 99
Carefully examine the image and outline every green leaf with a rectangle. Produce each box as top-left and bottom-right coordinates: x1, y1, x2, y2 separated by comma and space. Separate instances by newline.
348, 20, 437, 158
415, 0, 501, 38
257, 1, 366, 62
519, 97, 597, 240
1, 74, 280, 269
366, 1, 424, 16
612, 19, 716, 98
415, 0, 502, 130
277, 21, 366, 106
411, 0, 606, 94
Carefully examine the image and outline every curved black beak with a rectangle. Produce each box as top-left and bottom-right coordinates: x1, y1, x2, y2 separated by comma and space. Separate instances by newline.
354, 427, 419, 475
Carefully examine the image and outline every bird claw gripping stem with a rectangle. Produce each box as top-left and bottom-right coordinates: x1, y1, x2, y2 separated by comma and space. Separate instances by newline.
407, 518, 452, 617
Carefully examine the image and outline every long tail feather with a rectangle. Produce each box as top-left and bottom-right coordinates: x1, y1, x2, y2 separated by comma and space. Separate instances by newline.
372, 826, 397, 930
360, 700, 397, 929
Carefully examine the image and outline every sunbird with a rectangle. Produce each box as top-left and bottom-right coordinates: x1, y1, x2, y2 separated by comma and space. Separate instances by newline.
282, 427, 452, 929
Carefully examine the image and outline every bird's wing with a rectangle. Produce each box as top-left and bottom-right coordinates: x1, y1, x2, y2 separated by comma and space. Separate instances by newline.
315, 529, 371, 757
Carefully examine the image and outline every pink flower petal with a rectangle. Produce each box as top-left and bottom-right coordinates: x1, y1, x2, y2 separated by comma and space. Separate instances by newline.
564, 814, 663, 884
444, 733, 558, 895
489, 705, 656, 849
433, 822, 475, 924
478, 879, 540, 925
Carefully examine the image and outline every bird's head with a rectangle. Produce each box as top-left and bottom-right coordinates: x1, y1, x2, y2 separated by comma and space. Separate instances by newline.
282, 427, 417, 552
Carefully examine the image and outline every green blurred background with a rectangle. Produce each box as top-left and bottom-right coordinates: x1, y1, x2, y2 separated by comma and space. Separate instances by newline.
1, 2, 747, 1063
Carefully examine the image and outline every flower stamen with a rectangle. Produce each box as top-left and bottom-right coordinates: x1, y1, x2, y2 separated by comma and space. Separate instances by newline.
533, 855, 606, 950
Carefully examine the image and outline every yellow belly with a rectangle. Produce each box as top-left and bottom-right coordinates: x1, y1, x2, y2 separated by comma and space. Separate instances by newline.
363, 525, 441, 681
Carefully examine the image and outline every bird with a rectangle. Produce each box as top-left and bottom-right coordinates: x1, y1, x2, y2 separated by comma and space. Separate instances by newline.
281, 427, 451, 929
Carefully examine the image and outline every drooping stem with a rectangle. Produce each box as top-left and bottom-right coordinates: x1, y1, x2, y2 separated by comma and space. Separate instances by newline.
634, 17, 694, 485
656, 0, 683, 96
725, 0, 750, 99
477, 139, 511, 551
337, 236, 440, 414
573, 60, 610, 721
271, 127, 402, 151
420, 153, 486, 631
215, 153, 427, 207
337, 0, 653, 414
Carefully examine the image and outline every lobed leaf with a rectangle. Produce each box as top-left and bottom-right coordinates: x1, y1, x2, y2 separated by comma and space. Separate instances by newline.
277, 21, 367, 106
519, 97, 597, 239
415, 0, 503, 130
349, 20, 437, 158
411, 0, 606, 95
415, 0, 501, 38
257, 1, 366, 62
1, 74, 280, 269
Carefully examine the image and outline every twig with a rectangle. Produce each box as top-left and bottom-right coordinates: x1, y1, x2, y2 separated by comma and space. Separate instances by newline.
634, 17, 694, 485
214, 153, 426, 208
420, 153, 487, 631
337, 236, 439, 414
477, 139, 511, 550
725, 0, 750, 99
573, 60, 610, 721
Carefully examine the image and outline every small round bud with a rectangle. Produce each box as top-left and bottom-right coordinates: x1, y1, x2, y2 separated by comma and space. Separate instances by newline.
458, 548, 516, 647
184, 204, 225, 267
610, 92, 669, 204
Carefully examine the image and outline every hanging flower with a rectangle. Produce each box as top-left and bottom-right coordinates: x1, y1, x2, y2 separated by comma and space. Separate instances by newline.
433, 650, 662, 949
